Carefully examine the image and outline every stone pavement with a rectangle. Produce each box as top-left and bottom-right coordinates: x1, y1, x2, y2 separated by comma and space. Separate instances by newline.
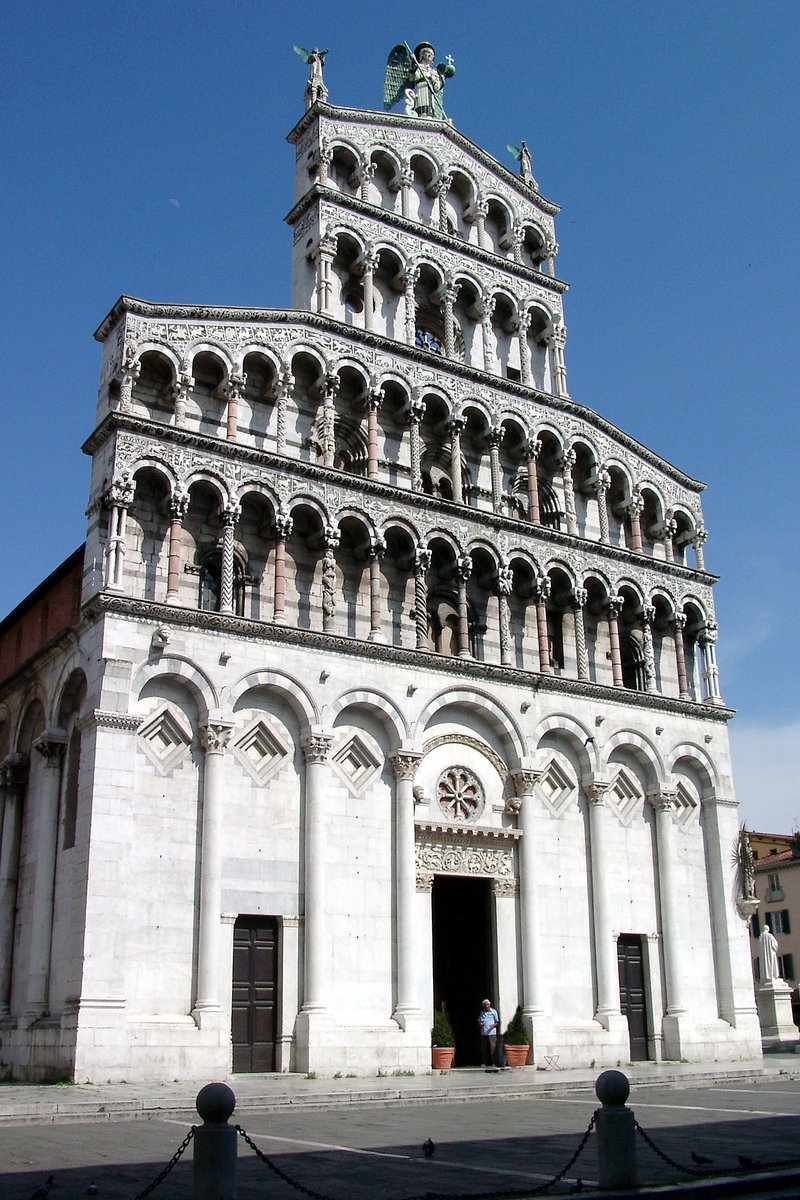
0, 1055, 798, 1126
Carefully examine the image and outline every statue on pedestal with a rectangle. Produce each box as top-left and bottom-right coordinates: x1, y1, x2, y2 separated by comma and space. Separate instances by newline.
759, 923, 779, 981
294, 45, 329, 108
507, 140, 538, 190
384, 41, 455, 120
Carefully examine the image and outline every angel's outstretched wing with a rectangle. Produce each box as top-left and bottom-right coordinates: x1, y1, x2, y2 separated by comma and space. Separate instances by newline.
384, 43, 412, 110
507, 143, 522, 162
293, 44, 311, 64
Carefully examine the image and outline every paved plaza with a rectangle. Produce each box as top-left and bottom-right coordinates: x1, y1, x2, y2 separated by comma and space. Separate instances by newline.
0, 1063, 799, 1200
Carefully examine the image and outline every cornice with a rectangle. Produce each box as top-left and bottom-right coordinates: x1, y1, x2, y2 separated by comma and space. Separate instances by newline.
83, 412, 717, 590
91, 301, 705, 493
83, 592, 734, 723
286, 101, 561, 216
415, 820, 522, 842
284, 186, 569, 294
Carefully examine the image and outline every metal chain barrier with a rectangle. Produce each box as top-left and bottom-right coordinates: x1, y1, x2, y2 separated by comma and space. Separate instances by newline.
131, 1125, 195, 1200
634, 1118, 800, 1179
236, 1113, 596, 1200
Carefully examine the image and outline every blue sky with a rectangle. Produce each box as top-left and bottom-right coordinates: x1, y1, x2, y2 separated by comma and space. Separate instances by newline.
2, 1, 798, 828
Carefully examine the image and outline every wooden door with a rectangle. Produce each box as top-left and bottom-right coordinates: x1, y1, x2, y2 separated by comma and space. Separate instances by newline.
617, 934, 649, 1061
232, 918, 278, 1072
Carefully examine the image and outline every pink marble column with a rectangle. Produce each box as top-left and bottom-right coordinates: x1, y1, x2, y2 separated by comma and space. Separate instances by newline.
368, 535, 386, 642
607, 596, 625, 687
166, 488, 189, 604
272, 512, 293, 624
535, 577, 552, 674
366, 384, 382, 480
524, 438, 542, 525
672, 612, 691, 700
457, 554, 472, 659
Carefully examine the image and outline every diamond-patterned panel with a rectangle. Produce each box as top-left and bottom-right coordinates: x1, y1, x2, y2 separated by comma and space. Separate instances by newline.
234, 721, 288, 785
538, 757, 574, 816
607, 767, 643, 824
138, 705, 193, 775
674, 780, 699, 828
332, 734, 381, 794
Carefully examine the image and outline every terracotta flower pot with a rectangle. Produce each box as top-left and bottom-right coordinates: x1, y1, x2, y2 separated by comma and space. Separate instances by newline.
505, 1043, 530, 1067
431, 1046, 455, 1069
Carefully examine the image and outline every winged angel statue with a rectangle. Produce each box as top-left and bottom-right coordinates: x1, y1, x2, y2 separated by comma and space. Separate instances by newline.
294, 45, 329, 108
383, 42, 455, 120
507, 140, 538, 190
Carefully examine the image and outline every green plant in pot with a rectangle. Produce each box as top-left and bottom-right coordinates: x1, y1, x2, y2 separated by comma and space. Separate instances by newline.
504, 1005, 530, 1066
431, 1003, 455, 1069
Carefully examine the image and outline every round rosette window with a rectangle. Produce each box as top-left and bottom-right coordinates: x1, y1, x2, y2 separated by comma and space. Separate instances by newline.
437, 765, 485, 822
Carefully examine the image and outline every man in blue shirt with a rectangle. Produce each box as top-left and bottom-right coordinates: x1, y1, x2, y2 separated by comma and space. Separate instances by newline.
479, 998, 500, 1067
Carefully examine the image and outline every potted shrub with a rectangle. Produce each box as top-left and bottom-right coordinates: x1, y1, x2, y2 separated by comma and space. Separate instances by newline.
431, 1003, 455, 1069
504, 1005, 530, 1066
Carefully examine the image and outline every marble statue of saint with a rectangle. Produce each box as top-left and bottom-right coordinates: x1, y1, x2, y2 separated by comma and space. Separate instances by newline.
384, 41, 455, 120
759, 923, 779, 981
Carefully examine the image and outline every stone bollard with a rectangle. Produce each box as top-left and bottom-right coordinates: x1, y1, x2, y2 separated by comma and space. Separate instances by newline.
594, 1070, 637, 1190
194, 1082, 238, 1200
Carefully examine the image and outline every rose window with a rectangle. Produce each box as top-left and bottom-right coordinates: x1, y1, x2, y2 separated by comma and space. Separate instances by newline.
437, 766, 484, 821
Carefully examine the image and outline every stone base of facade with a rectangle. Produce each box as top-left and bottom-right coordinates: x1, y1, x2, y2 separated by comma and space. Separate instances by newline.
662, 1012, 763, 1063
295, 1009, 431, 1076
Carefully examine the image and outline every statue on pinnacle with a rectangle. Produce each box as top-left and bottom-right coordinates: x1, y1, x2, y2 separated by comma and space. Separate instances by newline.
294, 45, 329, 109
384, 42, 455, 120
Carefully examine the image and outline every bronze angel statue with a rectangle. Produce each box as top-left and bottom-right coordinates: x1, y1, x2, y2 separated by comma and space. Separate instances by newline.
507, 141, 537, 190
294, 44, 329, 108
383, 41, 455, 120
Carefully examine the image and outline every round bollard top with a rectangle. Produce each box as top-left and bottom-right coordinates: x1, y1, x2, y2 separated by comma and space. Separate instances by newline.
196, 1082, 236, 1124
595, 1069, 630, 1106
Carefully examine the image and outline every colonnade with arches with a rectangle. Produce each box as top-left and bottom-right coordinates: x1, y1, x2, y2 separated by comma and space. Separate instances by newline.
112, 339, 707, 567
104, 462, 721, 704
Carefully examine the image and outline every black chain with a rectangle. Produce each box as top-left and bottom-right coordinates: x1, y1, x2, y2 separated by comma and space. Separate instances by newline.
236, 1114, 595, 1200
131, 1125, 195, 1200
633, 1119, 708, 1176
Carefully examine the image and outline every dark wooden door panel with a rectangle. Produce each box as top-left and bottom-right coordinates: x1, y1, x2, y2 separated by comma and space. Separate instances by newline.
617, 935, 649, 1061
232, 918, 278, 1073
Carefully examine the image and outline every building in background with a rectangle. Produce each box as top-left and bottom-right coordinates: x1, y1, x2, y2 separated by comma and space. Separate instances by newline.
750, 832, 800, 1022
0, 47, 762, 1081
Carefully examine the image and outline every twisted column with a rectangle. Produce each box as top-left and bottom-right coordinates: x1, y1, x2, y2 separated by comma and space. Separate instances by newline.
442, 282, 459, 359
594, 469, 611, 544
25, 733, 67, 1020
276, 367, 293, 454
398, 167, 413, 220
166, 488, 189, 604
272, 512, 293, 624
535, 576, 552, 674
573, 587, 589, 681
561, 447, 578, 535
516, 314, 532, 386
320, 373, 339, 468
478, 295, 495, 373
607, 596, 625, 686
173, 370, 191, 428
435, 173, 452, 232
219, 501, 241, 615
301, 733, 333, 1012
512, 224, 525, 265
404, 265, 419, 347
475, 200, 488, 250
194, 722, 233, 1016
692, 525, 708, 571
457, 555, 473, 659
546, 322, 568, 396
389, 751, 423, 1022
413, 548, 431, 650
408, 392, 425, 493
360, 250, 378, 332
545, 239, 559, 278
641, 604, 658, 692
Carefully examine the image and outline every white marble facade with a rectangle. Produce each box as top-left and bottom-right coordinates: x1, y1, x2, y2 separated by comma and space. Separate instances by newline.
0, 87, 761, 1082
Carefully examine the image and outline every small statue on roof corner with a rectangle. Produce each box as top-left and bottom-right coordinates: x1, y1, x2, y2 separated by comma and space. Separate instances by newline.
507, 140, 538, 191
384, 41, 456, 121
294, 45, 329, 109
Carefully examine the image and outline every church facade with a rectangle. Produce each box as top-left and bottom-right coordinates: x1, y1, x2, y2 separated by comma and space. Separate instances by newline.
0, 54, 761, 1081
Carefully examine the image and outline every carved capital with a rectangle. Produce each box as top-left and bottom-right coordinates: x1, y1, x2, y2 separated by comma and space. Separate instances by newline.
584, 779, 612, 806
699, 619, 718, 646
389, 751, 422, 782
672, 612, 688, 634
370, 535, 386, 559
302, 733, 333, 765
496, 565, 513, 597
221, 501, 241, 527
573, 587, 588, 610
169, 488, 190, 521
108, 472, 135, 508
323, 524, 341, 551
607, 595, 624, 619
457, 554, 473, 582
524, 436, 542, 463
535, 575, 551, 604
201, 722, 233, 755
415, 547, 432, 573
33, 731, 68, 766
274, 512, 294, 541
511, 768, 544, 798
647, 788, 677, 814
